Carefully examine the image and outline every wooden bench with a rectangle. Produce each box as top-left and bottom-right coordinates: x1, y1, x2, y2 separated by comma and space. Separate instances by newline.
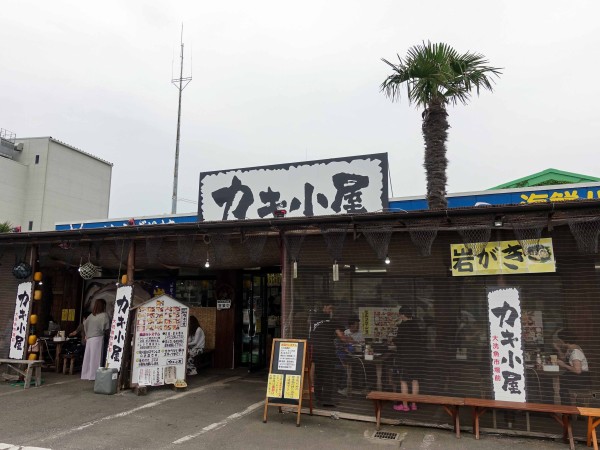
0, 358, 43, 389
367, 391, 464, 437
577, 407, 600, 450
465, 398, 579, 450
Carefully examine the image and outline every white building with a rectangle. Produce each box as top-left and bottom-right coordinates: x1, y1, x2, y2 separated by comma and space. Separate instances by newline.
0, 132, 112, 231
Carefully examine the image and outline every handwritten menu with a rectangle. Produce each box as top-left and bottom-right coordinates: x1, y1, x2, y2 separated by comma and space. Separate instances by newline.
267, 373, 284, 398
359, 307, 401, 339
131, 295, 189, 387
277, 342, 298, 371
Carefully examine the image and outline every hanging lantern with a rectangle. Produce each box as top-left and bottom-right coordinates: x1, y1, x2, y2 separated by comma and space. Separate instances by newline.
30, 314, 38, 325
33, 271, 43, 281
28, 335, 37, 345
28, 353, 38, 361
332, 260, 339, 282
34, 290, 42, 300
121, 274, 128, 284
293, 260, 298, 279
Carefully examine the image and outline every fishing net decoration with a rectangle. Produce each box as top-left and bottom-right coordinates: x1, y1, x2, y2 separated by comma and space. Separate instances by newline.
112, 239, 130, 266
282, 228, 307, 279
359, 223, 394, 261
405, 218, 441, 257
568, 217, 600, 254
177, 234, 197, 265
511, 223, 545, 257
457, 226, 492, 257
145, 237, 163, 264
209, 233, 233, 265
453, 214, 494, 257
320, 224, 349, 281
243, 231, 269, 264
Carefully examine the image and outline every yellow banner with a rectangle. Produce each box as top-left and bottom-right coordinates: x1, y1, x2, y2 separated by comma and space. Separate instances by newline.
451, 238, 556, 277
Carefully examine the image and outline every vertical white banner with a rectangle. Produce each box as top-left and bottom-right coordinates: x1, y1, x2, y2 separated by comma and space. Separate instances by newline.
10, 282, 33, 359
488, 287, 526, 402
106, 285, 133, 371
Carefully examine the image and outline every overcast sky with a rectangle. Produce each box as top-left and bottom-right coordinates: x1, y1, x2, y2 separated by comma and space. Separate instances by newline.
1, 1, 599, 219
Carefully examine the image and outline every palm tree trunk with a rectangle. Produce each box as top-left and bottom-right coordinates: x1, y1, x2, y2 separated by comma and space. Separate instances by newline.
422, 101, 449, 209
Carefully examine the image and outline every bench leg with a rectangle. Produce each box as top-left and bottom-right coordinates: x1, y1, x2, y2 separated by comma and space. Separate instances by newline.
24, 365, 33, 389
35, 365, 42, 387
63, 357, 68, 374
69, 357, 75, 375
372, 400, 382, 431
562, 414, 574, 450
590, 418, 600, 450
443, 405, 461, 438
472, 407, 480, 440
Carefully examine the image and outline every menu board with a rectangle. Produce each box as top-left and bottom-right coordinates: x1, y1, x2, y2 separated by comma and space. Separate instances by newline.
359, 307, 401, 339
263, 339, 307, 426
131, 295, 189, 387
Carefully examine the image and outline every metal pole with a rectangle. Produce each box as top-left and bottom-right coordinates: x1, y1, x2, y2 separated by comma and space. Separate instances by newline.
171, 25, 192, 214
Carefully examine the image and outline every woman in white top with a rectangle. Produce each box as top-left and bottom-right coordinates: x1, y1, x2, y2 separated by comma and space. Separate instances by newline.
187, 315, 205, 376
554, 329, 591, 404
81, 299, 110, 380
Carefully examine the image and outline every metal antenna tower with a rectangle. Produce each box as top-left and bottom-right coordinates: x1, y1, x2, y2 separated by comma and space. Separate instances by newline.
171, 24, 192, 214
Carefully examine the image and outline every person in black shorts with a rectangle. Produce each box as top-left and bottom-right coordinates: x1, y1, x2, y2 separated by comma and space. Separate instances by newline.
310, 303, 348, 407
393, 306, 425, 412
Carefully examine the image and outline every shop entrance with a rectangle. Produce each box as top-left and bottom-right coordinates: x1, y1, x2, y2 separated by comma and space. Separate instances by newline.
240, 270, 281, 372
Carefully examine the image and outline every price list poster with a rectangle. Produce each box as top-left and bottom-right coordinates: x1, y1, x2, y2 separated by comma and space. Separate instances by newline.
130, 295, 189, 388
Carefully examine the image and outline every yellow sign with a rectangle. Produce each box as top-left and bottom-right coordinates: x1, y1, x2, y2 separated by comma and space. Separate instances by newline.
61, 309, 68, 321
284, 374, 302, 400
68, 309, 75, 321
451, 238, 556, 277
267, 373, 284, 398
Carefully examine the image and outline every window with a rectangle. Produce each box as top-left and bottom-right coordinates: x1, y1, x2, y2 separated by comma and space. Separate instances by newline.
28, 221, 33, 231
35, 155, 40, 164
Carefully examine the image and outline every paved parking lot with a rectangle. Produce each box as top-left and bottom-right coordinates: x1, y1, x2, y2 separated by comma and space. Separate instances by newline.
0, 368, 589, 449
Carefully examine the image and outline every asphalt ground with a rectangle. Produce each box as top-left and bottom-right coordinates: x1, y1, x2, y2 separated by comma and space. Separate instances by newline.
0, 368, 590, 449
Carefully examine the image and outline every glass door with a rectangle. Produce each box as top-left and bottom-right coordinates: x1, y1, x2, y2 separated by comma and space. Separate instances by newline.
241, 273, 267, 371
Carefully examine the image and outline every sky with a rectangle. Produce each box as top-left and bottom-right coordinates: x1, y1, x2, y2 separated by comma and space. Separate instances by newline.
1, 1, 599, 219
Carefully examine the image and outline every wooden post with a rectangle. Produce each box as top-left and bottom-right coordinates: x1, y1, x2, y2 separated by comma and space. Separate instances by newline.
127, 241, 135, 283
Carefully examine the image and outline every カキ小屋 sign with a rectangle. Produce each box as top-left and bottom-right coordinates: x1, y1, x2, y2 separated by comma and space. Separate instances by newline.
106, 285, 133, 371
488, 287, 526, 402
9, 282, 33, 359
199, 153, 388, 221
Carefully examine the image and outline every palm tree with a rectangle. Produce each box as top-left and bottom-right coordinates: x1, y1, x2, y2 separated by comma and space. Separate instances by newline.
381, 42, 501, 209
0, 221, 13, 233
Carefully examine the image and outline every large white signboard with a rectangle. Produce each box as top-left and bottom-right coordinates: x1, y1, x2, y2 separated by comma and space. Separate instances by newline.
10, 282, 33, 359
131, 295, 189, 387
106, 285, 133, 371
488, 287, 526, 402
198, 153, 388, 221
